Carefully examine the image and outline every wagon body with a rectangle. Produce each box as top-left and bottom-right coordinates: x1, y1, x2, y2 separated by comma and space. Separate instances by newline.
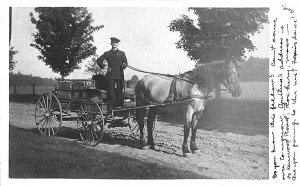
34, 78, 141, 146
55, 79, 108, 112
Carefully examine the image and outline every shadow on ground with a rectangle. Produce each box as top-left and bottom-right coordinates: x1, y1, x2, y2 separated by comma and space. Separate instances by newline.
9, 125, 208, 179
25, 126, 141, 150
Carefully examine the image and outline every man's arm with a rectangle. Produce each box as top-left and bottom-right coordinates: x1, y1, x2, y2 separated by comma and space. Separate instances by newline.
97, 52, 107, 69
122, 52, 128, 69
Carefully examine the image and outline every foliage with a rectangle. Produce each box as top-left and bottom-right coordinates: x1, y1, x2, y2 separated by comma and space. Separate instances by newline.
30, 7, 103, 77
9, 46, 18, 71
9, 71, 56, 86
85, 55, 100, 74
169, 8, 269, 64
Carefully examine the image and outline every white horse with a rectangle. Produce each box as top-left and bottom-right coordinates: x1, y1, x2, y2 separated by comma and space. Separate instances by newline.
135, 61, 242, 157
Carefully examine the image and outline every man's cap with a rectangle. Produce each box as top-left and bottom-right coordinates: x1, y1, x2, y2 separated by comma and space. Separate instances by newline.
110, 37, 120, 43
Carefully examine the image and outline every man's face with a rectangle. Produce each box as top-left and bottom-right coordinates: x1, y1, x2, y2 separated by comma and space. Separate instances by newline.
111, 42, 119, 49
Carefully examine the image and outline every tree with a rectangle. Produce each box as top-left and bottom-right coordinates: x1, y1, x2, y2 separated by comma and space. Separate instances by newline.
9, 46, 18, 71
169, 8, 269, 64
30, 7, 103, 77
85, 55, 100, 74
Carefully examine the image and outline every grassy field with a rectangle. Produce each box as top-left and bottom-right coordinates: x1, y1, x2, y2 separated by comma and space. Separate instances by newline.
156, 82, 268, 136
222, 82, 268, 100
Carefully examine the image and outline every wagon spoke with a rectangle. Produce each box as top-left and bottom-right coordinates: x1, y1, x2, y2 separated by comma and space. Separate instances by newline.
93, 125, 101, 139
48, 96, 53, 110
37, 117, 46, 126
46, 95, 49, 110
37, 100, 46, 111
51, 127, 55, 136
37, 103, 46, 114
48, 123, 51, 136
80, 107, 87, 117
78, 125, 84, 131
131, 123, 139, 131
81, 122, 88, 130
91, 127, 95, 142
42, 96, 47, 111
88, 102, 91, 118
86, 128, 91, 145
92, 129, 97, 143
44, 120, 49, 133
36, 108, 46, 114
50, 117, 55, 130
48, 120, 54, 136
95, 115, 104, 123
41, 120, 47, 135
79, 113, 87, 120
84, 104, 88, 117
89, 127, 93, 144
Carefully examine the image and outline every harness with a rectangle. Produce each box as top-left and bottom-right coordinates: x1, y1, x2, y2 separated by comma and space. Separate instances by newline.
166, 74, 211, 103
167, 75, 179, 103
127, 65, 211, 104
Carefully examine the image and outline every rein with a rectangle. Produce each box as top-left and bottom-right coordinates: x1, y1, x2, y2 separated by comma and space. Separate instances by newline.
127, 65, 200, 86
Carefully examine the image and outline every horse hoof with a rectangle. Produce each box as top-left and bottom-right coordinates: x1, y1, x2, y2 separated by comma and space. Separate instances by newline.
142, 146, 149, 150
183, 152, 192, 158
149, 145, 156, 150
192, 150, 201, 155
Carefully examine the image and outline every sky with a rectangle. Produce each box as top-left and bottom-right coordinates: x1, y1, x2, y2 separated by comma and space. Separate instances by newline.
10, 7, 269, 80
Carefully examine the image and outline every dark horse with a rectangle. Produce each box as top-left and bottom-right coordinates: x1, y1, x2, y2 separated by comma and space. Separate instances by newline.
135, 60, 242, 157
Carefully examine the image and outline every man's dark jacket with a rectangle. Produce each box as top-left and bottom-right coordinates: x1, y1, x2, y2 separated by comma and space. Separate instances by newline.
97, 49, 128, 80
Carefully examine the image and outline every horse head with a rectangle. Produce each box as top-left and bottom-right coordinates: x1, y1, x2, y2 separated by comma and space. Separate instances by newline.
219, 61, 242, 97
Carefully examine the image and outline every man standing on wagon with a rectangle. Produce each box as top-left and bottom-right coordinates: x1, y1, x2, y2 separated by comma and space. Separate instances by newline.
97, 37, 128, 109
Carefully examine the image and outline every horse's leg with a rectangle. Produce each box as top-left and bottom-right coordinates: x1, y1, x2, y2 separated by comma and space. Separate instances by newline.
182, 107, 193, 157
190, 111, 203, 155
147, 108, 156, 150
136, 106, 147, 149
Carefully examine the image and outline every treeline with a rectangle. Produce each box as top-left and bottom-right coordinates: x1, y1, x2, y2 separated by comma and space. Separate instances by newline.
9, 72, 56, 86
239, 57, 268, 82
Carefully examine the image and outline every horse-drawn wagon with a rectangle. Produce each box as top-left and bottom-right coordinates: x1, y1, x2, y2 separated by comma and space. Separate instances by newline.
34, 78, 140, 146
34, 61, 242, 157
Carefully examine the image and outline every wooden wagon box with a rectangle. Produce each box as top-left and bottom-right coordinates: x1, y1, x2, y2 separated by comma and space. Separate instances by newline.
58, 81, 72, 90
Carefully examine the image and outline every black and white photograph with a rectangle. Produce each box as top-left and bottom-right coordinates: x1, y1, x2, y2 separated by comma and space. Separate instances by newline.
1, 0, 299, 184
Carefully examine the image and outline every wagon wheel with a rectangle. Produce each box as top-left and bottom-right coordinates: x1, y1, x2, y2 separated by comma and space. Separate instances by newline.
77, 100, 104, 146
35, 92, 62, 136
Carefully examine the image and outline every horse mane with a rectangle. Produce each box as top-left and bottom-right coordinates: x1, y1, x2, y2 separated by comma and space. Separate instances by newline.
184, 60, 226, 90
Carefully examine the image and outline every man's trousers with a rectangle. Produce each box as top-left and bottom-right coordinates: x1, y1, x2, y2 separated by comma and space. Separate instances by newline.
108, 79, 124, 107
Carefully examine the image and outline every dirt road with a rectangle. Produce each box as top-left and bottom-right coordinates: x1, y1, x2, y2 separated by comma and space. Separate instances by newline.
9, 101, 268, 179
